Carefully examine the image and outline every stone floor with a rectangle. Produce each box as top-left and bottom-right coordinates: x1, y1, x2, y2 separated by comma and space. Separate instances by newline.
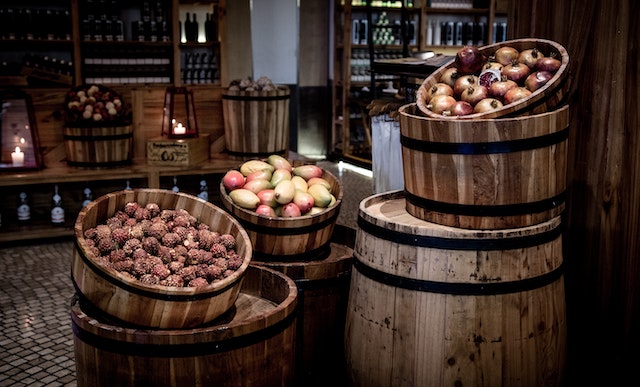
0, 160, 373, 387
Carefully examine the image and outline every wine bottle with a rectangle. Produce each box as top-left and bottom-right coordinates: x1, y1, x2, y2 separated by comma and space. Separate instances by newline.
51, 185, 65, 226
82, 188, 93, 208
191, 13, 199, 42
198, 180, 209, 201
17, 192, 30, 222
172, 177, 179, 192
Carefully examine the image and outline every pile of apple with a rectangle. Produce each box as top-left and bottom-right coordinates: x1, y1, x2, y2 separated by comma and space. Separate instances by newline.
222, 155, 337, 218
423, 44, 563, 116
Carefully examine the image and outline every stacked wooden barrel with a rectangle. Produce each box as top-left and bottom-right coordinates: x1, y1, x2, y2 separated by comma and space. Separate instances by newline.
70, 189, 300, 386
345, 39, 570, 387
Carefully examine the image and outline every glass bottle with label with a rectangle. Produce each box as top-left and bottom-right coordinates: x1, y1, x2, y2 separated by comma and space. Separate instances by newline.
198, 179, 208, 201
51, 185, 65, 226
82, 188, 93, 208
17, 192, 30, 222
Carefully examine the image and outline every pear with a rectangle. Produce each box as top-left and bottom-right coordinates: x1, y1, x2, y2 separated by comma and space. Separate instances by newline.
229, 189, 260, 209
307, 183, 332, 208
291, 175, 308, 193
245, 169, 273, 183
293, 190, 315, 213
292, 164, 323, 180
306, 177, 332, 191
256, 189, 279, 208
281, 202, 302, 217
270, 168, 292, 187
240, 159, 274, 176
222, 170, 245, 191
267, 154, 292, 171
274, 180, 296, 205
242, 178, 273, 194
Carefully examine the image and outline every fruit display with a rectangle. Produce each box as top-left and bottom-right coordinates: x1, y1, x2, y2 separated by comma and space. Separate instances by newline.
64, 84, 132, 126
416, 38, 569, 120
82, 201, 245, 288
222, 155, 338, 218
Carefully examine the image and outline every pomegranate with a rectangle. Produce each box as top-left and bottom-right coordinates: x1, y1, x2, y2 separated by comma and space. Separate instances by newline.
494, 46, 519, 66
503, 87, 532, 105
426, 94, 457, 114
423, 82, 454, 102
460, 85, 489, 106
501, 61, 531, 85
473, 98, 504, 114
454, 46, 486, 74
489, 77, 518, 100
482, 61, 503, 71
439, 67, 460, 87
518, 47, 545, 69
535, 56, 562, 73
453, 75, 477, 98
478, 68, 501, 88
524, 70, 554, 92
443, 101, 474, 117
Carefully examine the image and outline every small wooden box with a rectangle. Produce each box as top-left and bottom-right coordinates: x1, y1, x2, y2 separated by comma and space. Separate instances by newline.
146, 134, 210, 166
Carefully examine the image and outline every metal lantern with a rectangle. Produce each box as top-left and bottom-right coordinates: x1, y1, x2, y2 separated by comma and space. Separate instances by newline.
161, 87, 198, 138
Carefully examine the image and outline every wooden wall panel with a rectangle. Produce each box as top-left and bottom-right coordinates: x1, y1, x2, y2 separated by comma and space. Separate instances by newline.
509, 0, 640, 384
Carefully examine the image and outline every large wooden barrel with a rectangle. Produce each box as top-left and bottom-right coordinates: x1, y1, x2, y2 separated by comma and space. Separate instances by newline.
345, 191, 567, 387
222, 86, 290, 157
71, 265, 298, 387
252, 225, 355, 386
63, 124, 133, 167
72, 189, 252, 329
398, 103, 569, 229
219, 167, 343, 261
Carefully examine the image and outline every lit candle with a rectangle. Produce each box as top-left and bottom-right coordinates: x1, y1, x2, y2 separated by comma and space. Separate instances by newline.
173, 122, 186, 135
11, 146, 24, 167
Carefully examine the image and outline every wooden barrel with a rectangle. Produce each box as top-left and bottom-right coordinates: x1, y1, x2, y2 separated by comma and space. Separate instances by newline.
219, 167, 343, 261
345, 191, 567, 387
222, 86, 290, 157
71, 189, 252, 329
63, 124, 133, 167
398, 103, 569, 229
71, 265, 298, 387
416, 38, 570, 120
252, 225, 355, 386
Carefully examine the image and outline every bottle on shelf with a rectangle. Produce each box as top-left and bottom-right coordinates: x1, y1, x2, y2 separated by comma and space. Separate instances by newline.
191, 13, 199, 42
172, 177, 179, 192
125, 180, 133, 190
198, 180, 208, 201
17, 192, 30, 222
82, 188, 93, 208
51, 185, 65, 226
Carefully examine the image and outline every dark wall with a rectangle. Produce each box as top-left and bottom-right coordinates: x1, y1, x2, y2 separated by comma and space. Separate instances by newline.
508, 0, 640, 384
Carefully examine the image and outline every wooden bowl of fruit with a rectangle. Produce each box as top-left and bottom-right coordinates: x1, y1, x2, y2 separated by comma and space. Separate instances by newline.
71, 188, 253, 329
416, 38, 569, 119
219, 155, 343, 261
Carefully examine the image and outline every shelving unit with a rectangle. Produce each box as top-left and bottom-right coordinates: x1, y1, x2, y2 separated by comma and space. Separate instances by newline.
331, 0, 506, 166
0, 0, 233, 243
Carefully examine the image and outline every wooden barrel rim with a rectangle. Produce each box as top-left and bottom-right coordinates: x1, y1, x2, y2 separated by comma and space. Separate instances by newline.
71, 296, 296, 356
221, 94, 290, 101
356, 209, 562, 251
74, 189, 253, 297
416, 38, 570, 120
